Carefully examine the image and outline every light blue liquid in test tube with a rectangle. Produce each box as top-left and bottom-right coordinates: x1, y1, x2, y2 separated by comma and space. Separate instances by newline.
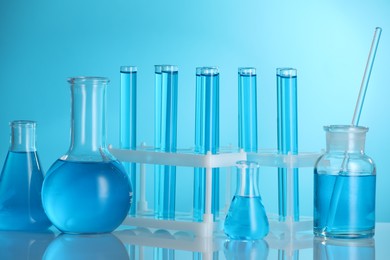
277, 68, 299, 221
193, 67, 220, 222
154, 65, 178, 220
120, 66, 137, 216
238, 67, 258, 152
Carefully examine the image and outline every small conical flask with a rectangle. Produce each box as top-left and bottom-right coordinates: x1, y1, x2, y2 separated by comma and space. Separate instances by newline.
0, 120, 51, 231
224, 161, 269, 240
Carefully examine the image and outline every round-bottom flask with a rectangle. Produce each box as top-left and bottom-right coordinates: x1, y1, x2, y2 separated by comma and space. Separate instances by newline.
314, 125, 376, 239
224, 161, 269, 240
42, 77, 132, 234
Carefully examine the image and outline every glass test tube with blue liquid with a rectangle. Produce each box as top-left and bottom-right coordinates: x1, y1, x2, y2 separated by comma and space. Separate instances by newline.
193, 67, 220, 222
277, 68, 299, 221
238, 67, 258, 152
154, 65, 178, 220
120, 66, 137, 216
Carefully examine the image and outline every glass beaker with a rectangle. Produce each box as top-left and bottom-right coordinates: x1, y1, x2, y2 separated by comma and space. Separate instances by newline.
314, 125, 376, 239
120, 65, 137, 216
224, 161, 269, 240
42, 77, 132, 234
0, 120, 51, 231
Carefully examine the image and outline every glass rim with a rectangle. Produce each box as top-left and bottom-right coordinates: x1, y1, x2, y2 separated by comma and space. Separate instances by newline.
276, 68, 297, 77
200, 66, 219, 76
120, 66, 137, 73
324, 124, 368, 133
10, 120, 36, 127
162, 65, 178, 72
238, 67, 256, 76
67, 76, 110, 84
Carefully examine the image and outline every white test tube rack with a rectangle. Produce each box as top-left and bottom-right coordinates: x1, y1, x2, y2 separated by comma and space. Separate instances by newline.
109, 145, 321, 239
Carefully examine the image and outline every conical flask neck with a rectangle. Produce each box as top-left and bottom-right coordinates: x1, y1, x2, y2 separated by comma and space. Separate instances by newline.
235, 161, 260, 197
9, 120, 37, 152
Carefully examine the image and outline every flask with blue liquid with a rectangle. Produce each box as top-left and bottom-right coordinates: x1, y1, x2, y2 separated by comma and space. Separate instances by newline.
314, 125, 376, 239
0, 120, 51, 231
224, 161, 269, 240
42, 77, 132, 234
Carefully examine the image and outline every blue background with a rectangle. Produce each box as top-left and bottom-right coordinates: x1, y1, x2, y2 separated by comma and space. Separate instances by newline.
1, 0, 389, 221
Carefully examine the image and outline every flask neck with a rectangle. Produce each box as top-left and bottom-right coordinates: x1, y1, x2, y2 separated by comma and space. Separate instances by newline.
235, 161, 260, 197
9, 120, 37, 152
325, 125, 367, 153
66, 77, 109, 160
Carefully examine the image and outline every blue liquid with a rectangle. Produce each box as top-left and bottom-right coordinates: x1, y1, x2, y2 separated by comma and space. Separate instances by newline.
224, 195, 269, 240
314, 173, 376, 238
194, 70, 220, 222
43, 233, 129, 260
314, 238, 375, 260
154, 68, 178, 219
42, 159, 132, 234
120, 69, 137, 215
238, 72, 258, 152
277, 71, 299, 221
0, 151, 51, 231
224, 240, 269, 260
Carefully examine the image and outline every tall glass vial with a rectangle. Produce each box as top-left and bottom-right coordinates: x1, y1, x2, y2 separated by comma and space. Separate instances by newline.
120, 66, 137, 216
276, 68, 299, 221
193, 67, 220, 222
154, 65, 178, 219
0, 120, 51, 231
238, 67, 258, 152
314, 125, 376, 239
224, 161, 269, 240
42, 77, 132, 234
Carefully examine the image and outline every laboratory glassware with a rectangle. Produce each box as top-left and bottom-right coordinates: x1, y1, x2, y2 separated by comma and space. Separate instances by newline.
154, 65, 178, 220
193, 66, 220, 222
238, 67, 258, 152
120, 65, 137, 216
277, 68, 299, 221
224, 161, 269, 240
224, 240, 269, 260
314, 125, 376, 239
42, 77, 132, 234
43, 233, 129, 260
0, 230, 55, 259
0, 120, 51, 231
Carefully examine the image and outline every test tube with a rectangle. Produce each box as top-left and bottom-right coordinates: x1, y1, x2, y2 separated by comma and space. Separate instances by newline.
154, 65, 178, 220
193, 67, 220, 222
276, 68, 299, 221
238, 67, 258, 152
120, 66, 137, 216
